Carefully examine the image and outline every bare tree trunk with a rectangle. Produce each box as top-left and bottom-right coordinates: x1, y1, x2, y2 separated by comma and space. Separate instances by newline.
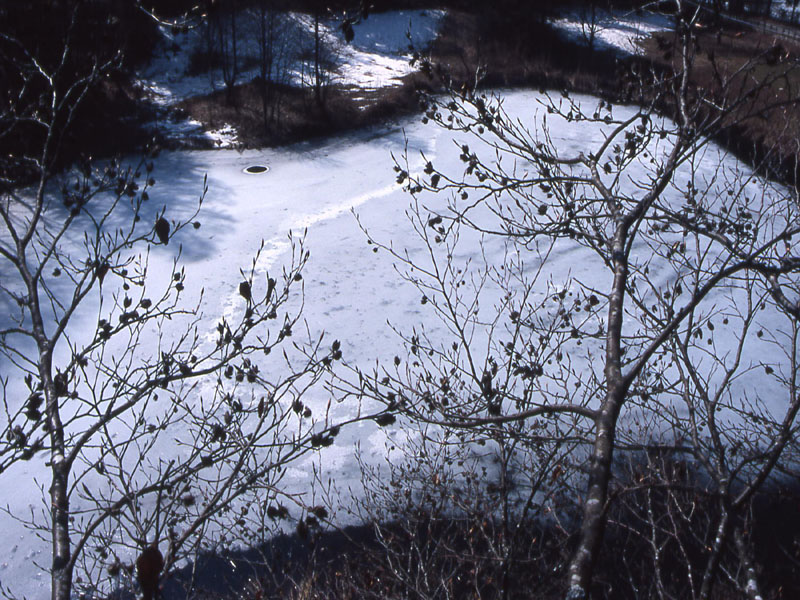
51, 462, 72, 600
258, 1, 274, 131
582, 2, 598, 51
565, 396, 621, 599
565, 228, 630, 600
734, 526, 764, 600
230, 4, 238, 98
698, 509, 731, 600
20, 210, 74, 600
219, 0, 239, 104
314, 12, 322, 109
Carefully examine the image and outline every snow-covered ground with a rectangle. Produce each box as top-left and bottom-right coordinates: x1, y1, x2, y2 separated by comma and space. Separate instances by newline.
137, 9, 444, 146
0, 89, 793, 598
0, 105, 449, 600
773, 0, 800, 22
551, 8, 674, 55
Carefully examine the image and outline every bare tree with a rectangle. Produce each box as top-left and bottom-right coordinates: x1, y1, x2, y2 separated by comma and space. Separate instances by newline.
346, 3, 800, 598
254, 0, 293, 130
298, 7, 337, 111
203, 0, 240, 103
312, 9, 326, 109
579, 0, 603, 51
338, 411, 578, 600
0, 6, 350, 600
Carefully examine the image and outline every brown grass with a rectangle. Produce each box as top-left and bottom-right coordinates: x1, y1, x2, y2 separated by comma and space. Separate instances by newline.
172, 482, 800, 600
176, 71, 434, 149
641, 25, 800, 185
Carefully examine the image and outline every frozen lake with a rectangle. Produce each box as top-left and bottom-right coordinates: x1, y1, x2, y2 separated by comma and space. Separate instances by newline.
1, 88, 793, 598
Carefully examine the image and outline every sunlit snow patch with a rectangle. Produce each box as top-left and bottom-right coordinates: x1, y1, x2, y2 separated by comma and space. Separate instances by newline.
205, 123, 238, 148
286, 9, 445, 90
551, 9, 674, 56
156, 116, 239, 148
137, 9, 445, 107
333, 9, 446, 89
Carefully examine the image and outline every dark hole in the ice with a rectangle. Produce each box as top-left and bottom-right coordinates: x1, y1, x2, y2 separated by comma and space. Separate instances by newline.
245, 165, 269, 174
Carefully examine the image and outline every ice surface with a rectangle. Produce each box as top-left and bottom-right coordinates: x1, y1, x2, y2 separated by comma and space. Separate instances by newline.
0, 89, 792, 598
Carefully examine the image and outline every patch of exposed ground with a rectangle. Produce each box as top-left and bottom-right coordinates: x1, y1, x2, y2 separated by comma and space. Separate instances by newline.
642, 24, 800, 185
175, 72, 434, 148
